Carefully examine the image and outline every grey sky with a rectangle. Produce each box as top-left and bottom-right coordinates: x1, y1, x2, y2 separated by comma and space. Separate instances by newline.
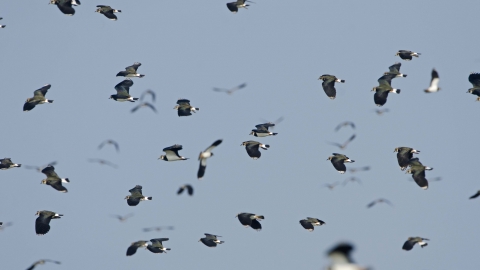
1, 0, 479, 269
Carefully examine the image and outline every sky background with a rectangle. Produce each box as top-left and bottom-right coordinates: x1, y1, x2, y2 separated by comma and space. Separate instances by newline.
1, 0, 479, 269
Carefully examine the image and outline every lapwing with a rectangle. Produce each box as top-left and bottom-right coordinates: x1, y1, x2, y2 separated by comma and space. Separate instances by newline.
142, 226, 174, 232
147, 238, 171, 254
241, 141, 269, 159
111, 213, 133, 222
88, 158, 117, 168
95, 5, 121, 20
334, 121, 355, 132
372, 74, 400, 107
467, 73, 480, 101
98, 139, 119, 152
250, 122, 278, 137
395, 50, 421, 61
0, 158, 21, 170
327, 242, 368, 270
40, 165, 69, 193
402, 237, 429, 251
213, 83, 247, 94
199, 233, 224, 247
197, 139, 223, 179
49, 0, 80, 16
0, 17, 5, 28
23, 84, 53, 111
318, 74, 345, 100
35, 210, 62, 235
394, 147, 420, 171
384, 62, 407, 78
324, 182, 339, 190
26, 259, 61, 270
469, 190, 480, 199
236, 213, 264, 231
327, 153, 355, 174
125, 185, 152, 206
174, 99, 199, 117
348, 166, 370, 173
116, 62, 144, 78
158, 144, 188, 161
342, 177, 362, 186
226, 0, 252, 13
126, 241, 148, 256
328, 134, 356, 150
366, 198, 393, 208
405, 158, 433, 190
177, 184, 193, 196
424, 69, 440, 93
131, 102, 157, 113
140, 89, 156, 102
110, 79, 138, 102
299, 217, 325, 231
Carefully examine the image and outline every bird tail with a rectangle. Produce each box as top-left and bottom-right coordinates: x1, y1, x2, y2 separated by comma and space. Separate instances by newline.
48, 100, 54, 103
260, 144, 270, 150
133, 98, 139, 100
139, 74, 145, 78
336, 79, 345, 83
390, 89, 400, 94
219, 241, 225, 244
400, 74, 407, 77
271, 133, 278, 136
62, 178, 70, 183
115, 9, 121, 12
166, 248, 171, 251
145, 196, 152, 200
425, 167, 433, 170
195, 108, 199, 110
15, 164, 21, 167
255, 215, 264, 220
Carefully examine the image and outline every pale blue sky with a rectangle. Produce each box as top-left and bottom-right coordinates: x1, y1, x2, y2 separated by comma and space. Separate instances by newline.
1, 0, 479, 269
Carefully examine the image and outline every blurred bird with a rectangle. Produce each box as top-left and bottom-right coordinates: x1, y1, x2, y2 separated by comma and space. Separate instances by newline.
259, 117, 284, 129
402, 237, 429, 251
49, 0, 80, 16
174, 99, 199, 117
40, 165, 69, 193
213, 83, 246, 95
406, 158, 433, 190
0, 158, 21, 170
226, 0, 252, 13
26, 259, 61, 270
236, 213, 264, 231
88, 158, 117, 168
177, 184, 193, 196
111, 213, 134, 222
342, 177, 362, 186
147, 238, 171, 254
395, 50, 421, 60
116, 62, 144, 78
0, 17, 5, 28
140, 89, 156, 102
199, 233, 224, 247
324, 182, 339, 190
328, 134, 356, 150
374, 108, 389, 115
158, 145, 188, 161
142, 226, 174, 232
384, 62, 407, 78
98, 139, 119, 153
111, 79, 138, 102
327, 153, 355, 174
348, 166, 370, 173
394, 147, 420, 171
318, 74, 345, 100
299, 217, 325, 231
24, 161, 57, 172
250, 122, 278, 137
125, 185, 152, 206
131, 102, 157, 113
126, 241, 148, 256
366, 198, 393, 208
469, 190, 480, 199
23, 84, 54, 112
334, 121, 355, 132
95, 5, 121, 20
467, 73, 480, 101
35, 210, 62, 235
372, 74, 400, 107
424, 69, 440, 93
197, 139, 223, 179
326, 242, 369, 270
241, 141, 269, 159
0, 222, 12, 231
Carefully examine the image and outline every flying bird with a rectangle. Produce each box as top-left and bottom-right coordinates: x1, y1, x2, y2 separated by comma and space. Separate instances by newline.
406, 158, 433, 190
126, 241, 148, 256
384, 62, 407, 78
0, 158, 21, 170
366, 198, 393, 208
116, 62, 145, 78
110, 79, 138, 102
250, 122, 278, 137
111, 213, 134, 222
342, 177, 362, 186
26, 259, 61, 270
98, 139, 119, 152
467, 73, 480, 101
299, 217, 325, 231
174, 99, 199, 117
328, 134, 356, 150
199, 233, 224, 247
88, 158, 117, 168
142, 226, 174, 232
49, 0, 80, 16
147, 238, 171, 254
35, 210, 62, 235
236, 213, 264, 231
95, 5, 121, 20
0, 17, 5, 28
395, 50, 421, 61
177, 184, 193, 196
23, 84, 54, 111
318, 74, 345, 100
125, 185, 152, 206
40, 165, 70, 193
324, 182, 339, 190
469, 190, 480, 199
213, 83, 247, 94
402, 237, 429, 251
424, 69, 440, 93
241, 141, 269, 159
348, 166, 370, 173
0, 222, 12, 231
334, 121, 355, 132
327, 153, 355, 174
197, 139, 223, 179
131, 102, 157, 113
372, 74, 400, 107
226, 0, 252, 13
140, 89, 156, 102
326, 242, 368, 270
394, 147, 420, 171
158, 144, 188, 161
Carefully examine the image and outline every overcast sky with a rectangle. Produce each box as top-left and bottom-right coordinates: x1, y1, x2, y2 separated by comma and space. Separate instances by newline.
1, 0, 479, 269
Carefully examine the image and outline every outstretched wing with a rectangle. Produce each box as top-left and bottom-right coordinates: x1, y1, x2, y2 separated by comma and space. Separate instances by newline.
33, 84, 51, 98
469, 73, 480, 87
41, 166, 59, 178
115, 79, 133, 95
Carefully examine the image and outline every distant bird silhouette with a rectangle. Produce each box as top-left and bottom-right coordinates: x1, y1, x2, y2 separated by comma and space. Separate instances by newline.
49, 0, 80, 16
395, 50, 421, 61
177, 184, 193, 196
405, 158, 433, 190
374, 108, 389, 115
0, 222, 12, 231
26, 259, 61, 270
140, 89, 156, 102
88, 158, 117, 168
0, 17, 5, 28
469, 190, 480, 199
110, 79, 138, 102
348, 166, 370, 173
324, 182, 339, 190
197, 139, 223, 179
111, 213, 134, 222
158, 145, 188, 161
95, 5, 121, 20
250, 122, 278, 137
366, 198, 393, 208
394, 147, 420, 171
402, 237, 429, 250
213, 83, 246, 95
98, 139, 119, 153
131, 102, 157, 113
116, 62, 144, 78
342, 177, 362, 186
334, 121, 355, 132
328, 134, 356, 150
226, 0, 252, 13
142, 226, 174, 232
424, 69, 440, 93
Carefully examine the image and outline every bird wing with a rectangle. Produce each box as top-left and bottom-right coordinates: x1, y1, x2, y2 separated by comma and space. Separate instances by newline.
125, 63, 141, 73
402, 239, 416, 251
245, 144, 261, 158
204, 139, 223, 153
115, 79, 133, 95
388, 62, 401, 73
186, 185, 194, 195
197, 159, 206, 179
322, 79, 336, 98
343, 134, 356, 147
299, 219, 314, 231
48, 179, 67, 193
366, 201, 376, 208
226, 2, 239, 12
255, 122, 275, 131
176, 99, 191, 105
469, 73, 480, 87
412, 169, 429, 190
378, 74, 395, 88
129, 185, 143, 196
140, 90, 156, 102
163, 144, 183, 152
430, 69, 440, 87
41, 166, 59, 178
33, 84, 51, 98
204, 233, 219, 240
177, 186, 185, 195
469, 191, 480, 199
374, 90, 389, 106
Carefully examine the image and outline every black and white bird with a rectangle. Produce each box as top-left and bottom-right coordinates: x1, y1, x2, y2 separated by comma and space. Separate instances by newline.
236, 213, 264, 231
177, 184, 193, 196
0, 158, 21, 170
116, 62, 144, 78
424, 69, 440, 93
406, 158, 433, 190
35, 210, 62, 235
95, 5, 121, 20
250, 123, 278, 137
174, 99, 199, 117
125, 185, 152, 206
0, 17, 5, 28
111, 213, 134, 222
372, 74, 400, 107
23, 84, 53, 111
40, 165, 69, 193
328, 134, 356, 150
327, 153, 355, 174
299, 217, 325, 231
326, 242, 368, 270
110, 79, 138, 102
49, 0, 80, 16
402, 237, 429, 251
226, 0, 252, 13
241, 141, 269, 159
126, 241, 148, 256
394, 147, 420, 171
98, 139, 120, 152
131, 102, 157, 113
213, 83, 247, 94
158, 144, 188, 161
199, 233, 224, 247
197, 139, 223, 179
334, 121, 355, 132
395, 50, 421, 61
384, 62, 407, 78
318, 74, 345, 100
147, 238, 171, 254
366, 198, 393, 208
467, 73, 480, 101
26, 259, 61, 270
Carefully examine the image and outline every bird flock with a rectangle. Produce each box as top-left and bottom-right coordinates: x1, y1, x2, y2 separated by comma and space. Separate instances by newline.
1, 1, 480, 270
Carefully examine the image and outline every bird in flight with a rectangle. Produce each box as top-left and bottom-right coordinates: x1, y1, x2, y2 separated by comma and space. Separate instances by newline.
424, 69, 440, 93
95, 5, 121, 20
197, 139, 223, 179
98, 139, 119, 153
226, 0, 253, 13
328, 134, 356, 150
366, 198, 393, 208
88, 158, 117, 168
131, 102, 157, 113
26, 259, 61, 270
111, 213, 134, 222
213, 83, 246, 95
334, 121, 355, 132
395, 50, 421, 61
